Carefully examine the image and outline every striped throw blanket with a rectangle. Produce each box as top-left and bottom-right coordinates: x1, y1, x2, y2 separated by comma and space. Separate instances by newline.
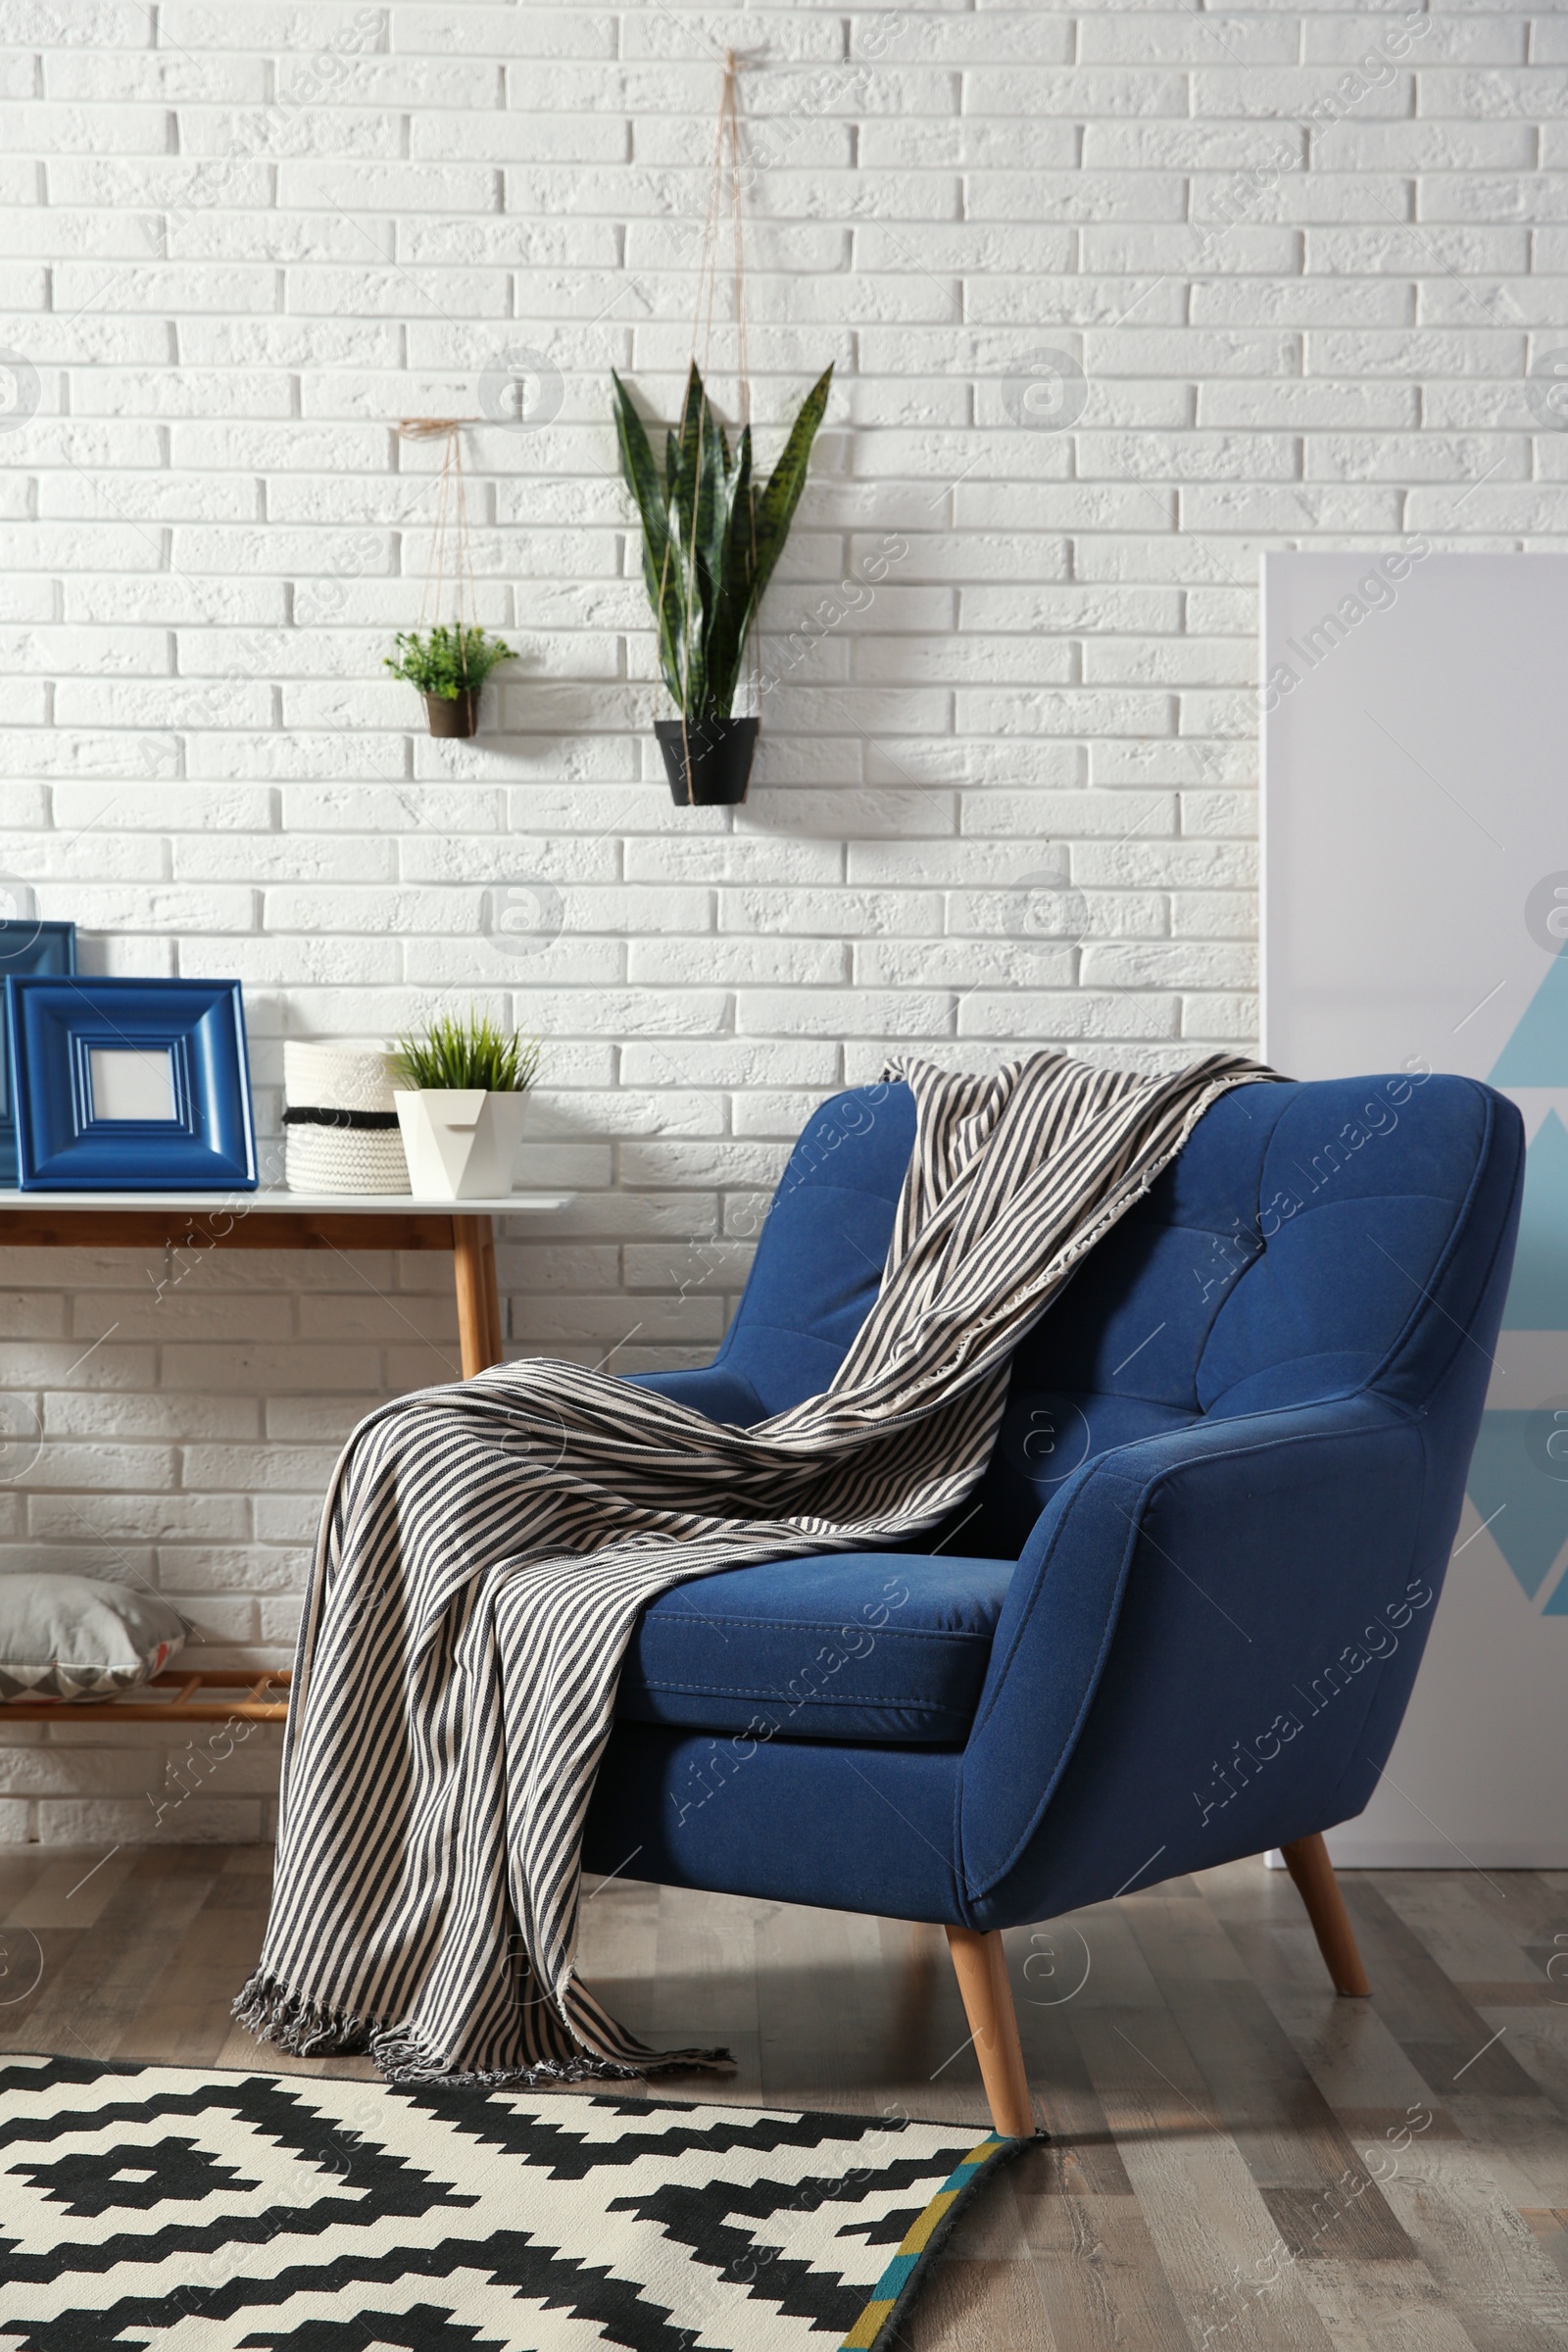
237, 1050, 1269, 2084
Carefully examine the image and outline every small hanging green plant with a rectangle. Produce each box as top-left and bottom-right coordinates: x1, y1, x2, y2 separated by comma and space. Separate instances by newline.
384, 623, 514, 703
390, 1008, 540, 1094
612, 361, 833, 721
386, 420, 513, 740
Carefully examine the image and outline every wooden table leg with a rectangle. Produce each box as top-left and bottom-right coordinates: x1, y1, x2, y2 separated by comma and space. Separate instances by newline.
453, 1214, 504, 1379
480, 1216, 504, 1364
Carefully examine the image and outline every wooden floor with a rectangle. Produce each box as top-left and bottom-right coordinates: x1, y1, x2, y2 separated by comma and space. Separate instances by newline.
2, 1845, 1566, 2349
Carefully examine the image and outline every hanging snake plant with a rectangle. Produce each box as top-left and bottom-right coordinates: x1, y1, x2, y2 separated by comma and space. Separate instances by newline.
612, 361, 833, 721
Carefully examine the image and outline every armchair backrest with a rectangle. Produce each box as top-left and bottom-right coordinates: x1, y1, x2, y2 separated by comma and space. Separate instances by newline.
709, 1081, 915, 1416
976, 1069, 1519, 1553
712, 1069, 1522, 1561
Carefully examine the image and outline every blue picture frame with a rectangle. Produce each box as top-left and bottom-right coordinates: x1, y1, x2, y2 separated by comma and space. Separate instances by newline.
0, 919, 76, 1187
6, 976, 257, 1192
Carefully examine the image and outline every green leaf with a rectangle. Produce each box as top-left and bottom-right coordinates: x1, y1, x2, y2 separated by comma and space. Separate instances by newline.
705, 426, 757, 716
613, 372, 686, 705
612, 370, 666, 546
667, 363, 727, 714
674, 363, 707, 503
612, 369, 668, 584
750, 364, 834, 612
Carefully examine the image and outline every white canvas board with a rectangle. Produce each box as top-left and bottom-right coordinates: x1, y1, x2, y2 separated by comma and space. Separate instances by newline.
1262, 550, 1568, 1867
88, 1047, 178, 1123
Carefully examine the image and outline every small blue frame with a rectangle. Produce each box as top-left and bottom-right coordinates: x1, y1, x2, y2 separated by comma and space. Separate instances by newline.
6, 976, 257, 1191
0, 919, 76, 1187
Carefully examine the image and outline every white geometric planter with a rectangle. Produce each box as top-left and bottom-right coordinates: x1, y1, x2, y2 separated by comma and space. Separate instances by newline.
392, 1090, 528, 1200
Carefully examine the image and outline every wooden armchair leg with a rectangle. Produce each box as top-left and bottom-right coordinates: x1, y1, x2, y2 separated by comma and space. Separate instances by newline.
1280, 1833, 1371, 1997
944, 1926, 1036, 2138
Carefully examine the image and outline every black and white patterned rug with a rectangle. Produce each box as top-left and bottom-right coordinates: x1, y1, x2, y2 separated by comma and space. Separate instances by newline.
0, 2053, 1019, 2351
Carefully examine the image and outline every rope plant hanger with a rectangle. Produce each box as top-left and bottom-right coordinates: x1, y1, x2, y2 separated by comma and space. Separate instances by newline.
612, 51, 834, 808
384, 416, 514, 740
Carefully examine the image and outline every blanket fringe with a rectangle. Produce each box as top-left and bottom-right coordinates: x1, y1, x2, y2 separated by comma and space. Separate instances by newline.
233, 1969, 733, 2089
232, 1970, 374, 2059
371, 2038, 734, 2090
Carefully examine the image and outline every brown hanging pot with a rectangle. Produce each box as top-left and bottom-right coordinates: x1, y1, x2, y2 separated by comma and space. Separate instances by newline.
423, 689, 479, 739
655, 715, 758, 807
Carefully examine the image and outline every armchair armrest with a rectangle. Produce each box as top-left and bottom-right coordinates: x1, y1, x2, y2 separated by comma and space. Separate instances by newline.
622, 1363, 768, 1427
957, 1395, 1442, 1924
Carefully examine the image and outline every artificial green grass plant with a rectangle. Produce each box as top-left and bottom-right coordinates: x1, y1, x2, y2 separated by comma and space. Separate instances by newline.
384, 623, 514, 701
391, 1010, 541, 1094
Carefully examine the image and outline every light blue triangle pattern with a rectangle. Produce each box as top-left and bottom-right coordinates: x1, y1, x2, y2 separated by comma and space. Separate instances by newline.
1497, 1109, 1568, 1331
1463, 1412, 1568, 1600
1462, 955, 1568, 1603
1490, 941, 1568, 1086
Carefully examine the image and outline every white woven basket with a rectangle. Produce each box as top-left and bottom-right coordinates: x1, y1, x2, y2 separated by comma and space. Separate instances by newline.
283, 1041, 411, 1196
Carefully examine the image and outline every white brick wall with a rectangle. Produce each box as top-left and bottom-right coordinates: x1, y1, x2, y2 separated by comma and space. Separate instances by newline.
0, 0, 1558, 1836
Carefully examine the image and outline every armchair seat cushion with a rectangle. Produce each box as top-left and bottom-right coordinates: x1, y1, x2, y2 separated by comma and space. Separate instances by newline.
614, 1550, 1014, 1746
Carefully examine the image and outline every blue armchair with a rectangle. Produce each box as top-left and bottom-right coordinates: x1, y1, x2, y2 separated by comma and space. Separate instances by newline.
582, 1071, 1524, 2134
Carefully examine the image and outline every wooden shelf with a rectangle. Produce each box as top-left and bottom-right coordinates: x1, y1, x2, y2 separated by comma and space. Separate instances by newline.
3, 1667, 292, 1725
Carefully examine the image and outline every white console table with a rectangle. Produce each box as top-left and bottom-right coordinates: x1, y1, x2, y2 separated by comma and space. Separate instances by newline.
0, 1189, 571, 1380
0, 1188, 572, 1726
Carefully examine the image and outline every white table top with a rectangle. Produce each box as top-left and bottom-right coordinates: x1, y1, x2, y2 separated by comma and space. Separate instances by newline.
0, 1190, 572, 1215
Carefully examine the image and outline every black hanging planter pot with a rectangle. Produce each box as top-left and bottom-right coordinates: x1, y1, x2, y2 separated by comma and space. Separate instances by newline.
423, 688, 479, 739
656, 714, 759, 808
